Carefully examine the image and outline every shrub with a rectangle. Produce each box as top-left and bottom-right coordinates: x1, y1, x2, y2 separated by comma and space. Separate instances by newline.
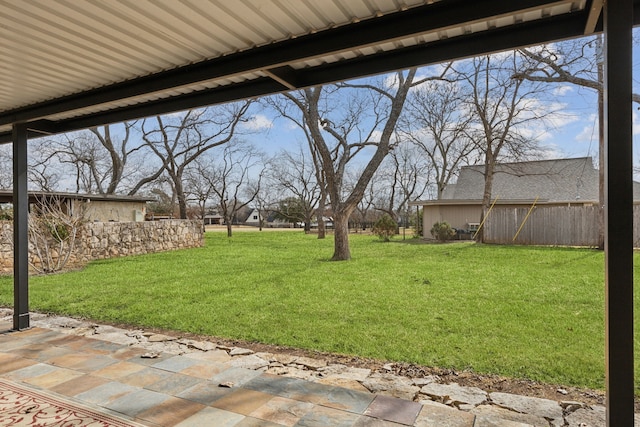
430, 221, 456, 242
29, 197, 84, 274
0, 207, 11, 221
372, 214, 397, 242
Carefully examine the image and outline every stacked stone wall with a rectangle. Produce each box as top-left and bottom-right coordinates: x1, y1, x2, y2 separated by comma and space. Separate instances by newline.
0, 222, 11, 274
0, 220, 203, 274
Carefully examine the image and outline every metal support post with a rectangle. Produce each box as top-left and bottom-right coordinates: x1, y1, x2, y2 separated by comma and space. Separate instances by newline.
12, 123, 29, 331
603, 0, 634, 425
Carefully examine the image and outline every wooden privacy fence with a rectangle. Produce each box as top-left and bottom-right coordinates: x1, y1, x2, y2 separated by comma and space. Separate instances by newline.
483, 205, 604, 247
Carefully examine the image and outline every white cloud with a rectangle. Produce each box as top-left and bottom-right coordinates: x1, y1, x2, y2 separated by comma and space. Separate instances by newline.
382, 73, 400, 90
511, 99, 579, 142
243, 114, 273, 131
572, 110, 640, 144
538, 143, 568, 160
550, 111, 581, 129
285, 121, 300, 131
553, 85, 573, 96
575, 114, 598, 143
369, 129, 383, 142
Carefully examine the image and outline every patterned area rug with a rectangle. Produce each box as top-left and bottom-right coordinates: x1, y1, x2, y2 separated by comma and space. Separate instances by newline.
0, 379, 144, 427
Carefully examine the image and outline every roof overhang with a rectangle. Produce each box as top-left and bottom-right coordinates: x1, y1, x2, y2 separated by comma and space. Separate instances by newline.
1, 0, 633, 143
0, 190, 153, 204
410, 199, 546, 206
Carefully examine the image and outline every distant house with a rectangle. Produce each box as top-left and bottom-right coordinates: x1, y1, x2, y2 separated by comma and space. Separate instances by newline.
265, 211, 295, 228
411, 157, 640, 238
0, 191, 151, 222
203, 213, 223, 225
311, 216, 334, 229
244, 208, 263, 227
245, 208, 298, 228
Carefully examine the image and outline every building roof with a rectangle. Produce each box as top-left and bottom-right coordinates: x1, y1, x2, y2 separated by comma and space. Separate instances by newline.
441, 157, 640, 202
0, 190, 153, 204
0, 0, 615, 143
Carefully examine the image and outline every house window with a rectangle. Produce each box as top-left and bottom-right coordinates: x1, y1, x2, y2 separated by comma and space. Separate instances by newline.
253, 215, 258, 220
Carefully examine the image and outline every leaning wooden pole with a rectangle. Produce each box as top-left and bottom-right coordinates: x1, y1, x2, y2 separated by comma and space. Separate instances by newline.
473, 196, 499, 241
512, 196, 539, 242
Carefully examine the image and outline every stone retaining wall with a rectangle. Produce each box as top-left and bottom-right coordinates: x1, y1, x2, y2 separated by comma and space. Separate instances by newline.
0, 222, 12, 274
0, 220, 203, 274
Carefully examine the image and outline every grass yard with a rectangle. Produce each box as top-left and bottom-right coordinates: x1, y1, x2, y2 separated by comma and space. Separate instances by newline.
0, 231, 626, 391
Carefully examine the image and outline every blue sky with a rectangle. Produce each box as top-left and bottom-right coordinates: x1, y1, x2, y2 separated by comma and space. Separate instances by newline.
244, 76, 629, 163
239, 35, 640, 174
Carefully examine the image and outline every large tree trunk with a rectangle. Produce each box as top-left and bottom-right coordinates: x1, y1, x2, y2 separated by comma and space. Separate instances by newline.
226, 221, 233, 237
173, 175, 188, 219
304, 213, 312, 233
478, 160, 495, 243
331, 210, 351, 261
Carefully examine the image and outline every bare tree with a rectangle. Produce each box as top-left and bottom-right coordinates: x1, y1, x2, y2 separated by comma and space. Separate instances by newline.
141, 103, 252, 219
454, 53, 554, 241
146, 182, 177, 218
0, 145, 12, 190
87, 123, 165, 196
184, 157, 220, 221
250, 174, 276, 231
200, 142, 263, 237
400, 78, 475, 199
268, 144, 321, 233
353, 174, 378, 231
374, 141, 432, 229
85, 124, 130, 194
27, 138, 69, 192
514, 37, 633, 249
518, 33, 640, 106
264, 98, 329, 239
37, 132, 105, 192
276, 68, 441, 260
25, 123, 163, 196
28, 196, 84, 274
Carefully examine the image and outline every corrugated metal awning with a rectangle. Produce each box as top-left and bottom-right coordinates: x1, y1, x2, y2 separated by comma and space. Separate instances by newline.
0, 0, 614, 142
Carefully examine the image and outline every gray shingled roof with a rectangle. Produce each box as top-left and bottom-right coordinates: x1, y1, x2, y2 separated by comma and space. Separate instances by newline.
442, 157, 607, 202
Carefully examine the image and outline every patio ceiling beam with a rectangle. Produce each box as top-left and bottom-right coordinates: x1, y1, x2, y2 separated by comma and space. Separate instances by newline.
264, 67, 300, 91
27, 120, 60, 137
13, 78, 289, 141
295, 12, 590, 89
584, 0, 604, 34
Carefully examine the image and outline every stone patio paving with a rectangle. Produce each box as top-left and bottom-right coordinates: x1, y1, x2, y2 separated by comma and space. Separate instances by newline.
0, 312, 629, 426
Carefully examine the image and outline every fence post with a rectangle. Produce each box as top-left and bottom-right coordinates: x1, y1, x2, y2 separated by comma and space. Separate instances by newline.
473, 196, 499, 240
513, 197, 539, 242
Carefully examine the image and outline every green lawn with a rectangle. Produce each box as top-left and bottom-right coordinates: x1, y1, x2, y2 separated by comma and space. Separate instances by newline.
0, 231, 626, 391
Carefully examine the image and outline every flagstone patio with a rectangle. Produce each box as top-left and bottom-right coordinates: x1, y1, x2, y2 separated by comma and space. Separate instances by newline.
0, 320, 477, 427
0, 314, 625, 426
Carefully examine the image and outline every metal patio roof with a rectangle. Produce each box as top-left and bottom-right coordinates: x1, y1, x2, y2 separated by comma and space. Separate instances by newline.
0, 0, 624, 143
